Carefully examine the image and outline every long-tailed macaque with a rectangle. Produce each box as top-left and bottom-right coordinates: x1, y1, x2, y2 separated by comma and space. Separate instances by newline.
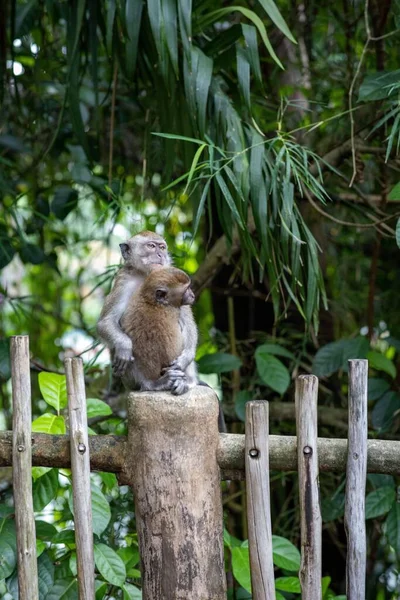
97, 231, 198, 393
120, 267, 198, 394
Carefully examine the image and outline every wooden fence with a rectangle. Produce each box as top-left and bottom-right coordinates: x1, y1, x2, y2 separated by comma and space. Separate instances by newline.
0, 334, 395, 599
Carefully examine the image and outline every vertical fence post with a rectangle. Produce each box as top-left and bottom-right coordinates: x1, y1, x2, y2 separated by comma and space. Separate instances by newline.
65, 357, 95, 600
11, 335, 39, 600
345, 359, 368, 600
128, 386, 226, 600
245, 400, 275, 600
295, 375, 322, 600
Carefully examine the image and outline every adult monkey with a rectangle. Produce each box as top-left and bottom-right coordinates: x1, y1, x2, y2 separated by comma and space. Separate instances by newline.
97, 231, 197, 393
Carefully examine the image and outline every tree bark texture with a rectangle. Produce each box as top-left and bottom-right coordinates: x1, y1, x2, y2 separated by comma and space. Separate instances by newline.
127, 386, 227, 600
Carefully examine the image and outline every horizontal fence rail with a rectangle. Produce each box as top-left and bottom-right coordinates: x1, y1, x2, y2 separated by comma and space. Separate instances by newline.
2, 432, 400, 477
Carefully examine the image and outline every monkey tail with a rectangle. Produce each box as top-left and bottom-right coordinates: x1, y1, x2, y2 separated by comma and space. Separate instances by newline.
198, 380, 227, 433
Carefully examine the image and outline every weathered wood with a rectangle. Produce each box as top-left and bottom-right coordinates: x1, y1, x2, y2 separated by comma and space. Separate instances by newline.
2, 431, 400, 477
245, 401, 275, 599
11, 335, 39, 600
345, 360, 368, 600
295, 375, 322, 600
65, 358, 95, 600
128, 386, 226, 600
217, 435, 400, 477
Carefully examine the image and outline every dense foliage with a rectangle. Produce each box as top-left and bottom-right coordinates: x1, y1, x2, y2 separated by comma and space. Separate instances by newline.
1, 0, 400, 597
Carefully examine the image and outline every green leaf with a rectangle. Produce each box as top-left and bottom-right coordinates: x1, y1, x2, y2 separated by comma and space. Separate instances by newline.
255, 0, 296, 43
242, 25, 262, 84
94, 543, 126, 587
275, 576, 301, 593
0, 228, 16, 269
125, 0, 143, 78
52, 529, 76, 545
272, 535, 301, 571
358, 70, 400, 102
235, 390, 253, 422
389, 182, 400, 200
0, 520, 17, 579
123, 583, 143, 599
368, 378, 390, 401
255, 343, 294, 360
45, 578, 79, 600
51, 186, 78, 220
371, 391, 400, 431
197, 352, 242, 374
367, 351, 396, 378
33, 468, 59, 511
19, 243, 46, 265
313, 337, 369, 377
86, 398, 112, 418
255, 352, 290, 394
231, 546, 251, 593
91, 484, 112, 536
396, 218, 400, 248
152, 133, 206, 145
0, 339, 11, 380
118, 546, 140, 574
215, 172, 245, 229
321, 493, 345, 523
39, 372, 68, 411
35, 520, 58, 541
37, 552, 55, 598
193, 180, 211, 237
206, 7, 283, 69
32, 414, 66, 434
386, 503, 400, 555
365, 486, 395, 519
183, 143, 207, 195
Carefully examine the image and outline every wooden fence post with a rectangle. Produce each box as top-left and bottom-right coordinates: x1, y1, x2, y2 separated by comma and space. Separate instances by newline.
127, 386, 226, 600
65, 357, 95, 600
11, 335, 39, 600
245, 400, 275, 600
345, 359, 368, 600
295, 374, 322, 600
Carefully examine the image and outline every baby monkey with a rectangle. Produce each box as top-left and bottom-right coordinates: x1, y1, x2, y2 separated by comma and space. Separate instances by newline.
121, 267, 197, 395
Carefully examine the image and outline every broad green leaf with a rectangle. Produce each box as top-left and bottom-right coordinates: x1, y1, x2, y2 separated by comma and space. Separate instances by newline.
231, 546, 251, 593
386, 503, 400, 555
123, 583, 143, 599
368, 378, 390, 401
86, 397, 112, 418
389, 182, 400, 200
19, 243, 46, 265
255, 343, 294, 360
51, 186, 78, 220
367, 351, 396, 378
52, 529, 76, 545
256, 0, 296, 43
235, 390, 253, 422
198, 352, 242, 374
371, 391, 400, 431
275, 576, 301, 592
0, 339, 11, 380
313, 337, 369, 377
118, 546, 140, 574
272, 535, 301, 571
37, 539, 46, 557
94, 543, 126, 587
321, 493, 345, 523
365, 487, 395, 519
68, 483, 111, 537
32, 414, 66, 434
322, 576, 331, 597
368, 474, 394, 489
0, 521, 17, 579
38, 372, 68, 411
96, 581, 108, 599
32, 466, 52, 480
35, 520, 58, 541
255, 352, 290, 395
33, 468, 59, 511
45, 578, 79, 600
38, 552, 55, 598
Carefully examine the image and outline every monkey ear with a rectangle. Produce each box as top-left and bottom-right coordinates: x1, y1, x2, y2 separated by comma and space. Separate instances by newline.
155, 288, 168, 302
119, 243, 130, 259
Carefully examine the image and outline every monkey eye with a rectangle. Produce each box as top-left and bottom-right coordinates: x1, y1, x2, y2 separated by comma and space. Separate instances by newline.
159, 244, 166, 251
147, 242, 156, 249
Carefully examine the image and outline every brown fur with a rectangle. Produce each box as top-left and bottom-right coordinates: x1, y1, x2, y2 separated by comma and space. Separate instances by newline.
121, 268, 191, 381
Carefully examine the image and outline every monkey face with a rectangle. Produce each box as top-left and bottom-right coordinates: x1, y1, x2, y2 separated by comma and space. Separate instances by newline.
181, 286, 195, 306
119, 232, 171, 272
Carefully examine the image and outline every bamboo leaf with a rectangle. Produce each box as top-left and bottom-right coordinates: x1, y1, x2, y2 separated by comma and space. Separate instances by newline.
215, 172, 245, 229
162, 0, 178, 76
242, 24, 262, 84
205, 7, 284, 69
125, 0, 143, 78
184, 143, 207, 194
236, 45, 251, 112
256, 0, 296, 43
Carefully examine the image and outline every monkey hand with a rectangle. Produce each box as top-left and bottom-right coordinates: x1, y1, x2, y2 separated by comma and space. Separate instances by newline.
162, 367, 189, 395
112, 340, 134, 377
